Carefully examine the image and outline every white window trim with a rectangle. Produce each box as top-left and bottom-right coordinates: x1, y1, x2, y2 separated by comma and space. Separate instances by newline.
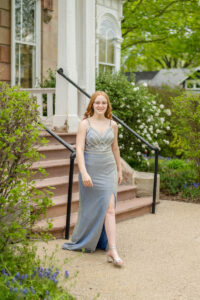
185, 79, 200, 90
11, 0, 41, 87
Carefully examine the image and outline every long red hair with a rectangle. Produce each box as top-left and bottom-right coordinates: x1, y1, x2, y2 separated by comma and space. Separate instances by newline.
83, 91, 112, 119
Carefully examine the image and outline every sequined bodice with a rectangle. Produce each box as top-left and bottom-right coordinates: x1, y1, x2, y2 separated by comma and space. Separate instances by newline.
85, 124, 114, 153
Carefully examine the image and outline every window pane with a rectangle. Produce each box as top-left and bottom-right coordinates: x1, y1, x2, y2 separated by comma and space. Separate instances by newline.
99, 38, 106, 62
104, 65, 114, 73
187, 81, 194, 89
99, 64, 105, 74
15, 0, 21, 40
15, 43, 35, 88
196, 81, 200, 88
22, 0, 36, 42
107, 39, 114, 64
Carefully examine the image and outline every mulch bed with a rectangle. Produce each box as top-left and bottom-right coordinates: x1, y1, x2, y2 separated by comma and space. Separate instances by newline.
160, 192, 200, 204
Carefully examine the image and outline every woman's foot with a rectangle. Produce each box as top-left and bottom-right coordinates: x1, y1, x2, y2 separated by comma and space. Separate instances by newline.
106, 246, 123, 267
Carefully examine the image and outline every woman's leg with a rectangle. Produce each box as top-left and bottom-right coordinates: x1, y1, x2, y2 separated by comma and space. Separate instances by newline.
104, 194, 122, 262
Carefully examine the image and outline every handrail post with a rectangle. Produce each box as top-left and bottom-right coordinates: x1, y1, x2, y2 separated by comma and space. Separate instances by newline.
152, 149, 159, 214
65, 151, 76, 239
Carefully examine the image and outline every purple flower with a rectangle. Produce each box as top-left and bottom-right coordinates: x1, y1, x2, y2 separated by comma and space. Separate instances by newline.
39, 272, 43, 278
46, 290, 49, 295
22, 288, 27, 295
64, 270, 69, 278
20, 275, 25, 280
13, 288, 17, 292
15, 272, 20, 279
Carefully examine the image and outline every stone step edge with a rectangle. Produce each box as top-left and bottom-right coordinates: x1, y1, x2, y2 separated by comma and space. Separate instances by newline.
36, 144, 76, 152
32, 158, 78, 169
39, 131, 77, 137
34, 197, 153, 232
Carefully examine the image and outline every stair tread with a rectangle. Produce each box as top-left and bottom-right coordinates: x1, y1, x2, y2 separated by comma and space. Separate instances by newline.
40, 131, 77, 137
34, 174, 79, 188
32, 158, 77, 169
35, 197, 152, 230
37, 144, 75, 151
49, 184, 137, 206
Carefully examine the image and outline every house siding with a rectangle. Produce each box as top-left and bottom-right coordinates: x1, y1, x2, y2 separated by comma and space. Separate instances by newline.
0, 0, 11, 83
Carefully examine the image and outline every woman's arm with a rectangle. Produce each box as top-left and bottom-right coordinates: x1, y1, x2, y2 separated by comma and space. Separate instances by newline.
76, 120, 93, 187
111, 121, 123, 184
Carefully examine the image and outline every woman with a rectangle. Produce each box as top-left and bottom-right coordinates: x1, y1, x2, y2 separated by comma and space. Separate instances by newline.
62, 91, 123, 267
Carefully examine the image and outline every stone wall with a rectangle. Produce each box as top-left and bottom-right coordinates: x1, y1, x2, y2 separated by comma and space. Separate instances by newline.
0, 0, 11, 83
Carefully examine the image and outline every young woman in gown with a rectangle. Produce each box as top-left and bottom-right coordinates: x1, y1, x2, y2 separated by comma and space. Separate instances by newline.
62, 91, 123, 267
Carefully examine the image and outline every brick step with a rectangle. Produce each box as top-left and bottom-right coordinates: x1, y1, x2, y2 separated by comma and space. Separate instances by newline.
32, 159, 79, 179
34, 197, 153, 239
45, 184, 137, 218
40, 131, 76, 145
37, 144, 76, 161
35, 174, 80, 195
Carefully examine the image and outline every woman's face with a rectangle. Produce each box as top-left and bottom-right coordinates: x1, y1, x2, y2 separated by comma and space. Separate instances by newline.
93, 95, 108, 116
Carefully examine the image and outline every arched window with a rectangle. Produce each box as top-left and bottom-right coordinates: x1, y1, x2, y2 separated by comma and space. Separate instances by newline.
98, 19, 116, 73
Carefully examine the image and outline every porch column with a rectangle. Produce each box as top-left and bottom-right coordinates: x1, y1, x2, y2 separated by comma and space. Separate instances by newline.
54, 0, 79, 132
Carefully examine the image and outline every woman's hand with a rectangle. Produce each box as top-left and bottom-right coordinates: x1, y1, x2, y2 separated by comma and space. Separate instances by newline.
81, 172, 93, 187
118, 170, 123, 185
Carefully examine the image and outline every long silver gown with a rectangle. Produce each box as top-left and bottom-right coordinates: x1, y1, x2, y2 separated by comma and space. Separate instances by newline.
62, 118, 117, 252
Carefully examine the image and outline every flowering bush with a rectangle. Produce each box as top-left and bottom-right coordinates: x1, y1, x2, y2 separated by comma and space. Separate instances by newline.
96, 72, 170, 167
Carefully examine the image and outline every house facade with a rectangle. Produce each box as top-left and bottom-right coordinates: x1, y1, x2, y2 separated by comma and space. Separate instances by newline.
0, 0, 123, 131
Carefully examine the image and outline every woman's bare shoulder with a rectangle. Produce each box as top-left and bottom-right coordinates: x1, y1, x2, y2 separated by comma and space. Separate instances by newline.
111, 119, 118, 127
78, 119, 89, 130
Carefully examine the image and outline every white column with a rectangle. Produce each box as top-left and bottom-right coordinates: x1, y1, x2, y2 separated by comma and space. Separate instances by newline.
114, 37, 123, 72
76, 0, 96, 119
54, 0, 79, 132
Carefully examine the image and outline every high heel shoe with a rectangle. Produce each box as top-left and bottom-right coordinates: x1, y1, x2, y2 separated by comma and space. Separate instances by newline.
106, 246, 123, 267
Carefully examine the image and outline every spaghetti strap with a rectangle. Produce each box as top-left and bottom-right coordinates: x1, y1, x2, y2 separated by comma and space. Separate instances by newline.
87, 118, 91, 126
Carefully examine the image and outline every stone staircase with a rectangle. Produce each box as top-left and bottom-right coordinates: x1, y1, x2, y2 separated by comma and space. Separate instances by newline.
33, 131, 153, 238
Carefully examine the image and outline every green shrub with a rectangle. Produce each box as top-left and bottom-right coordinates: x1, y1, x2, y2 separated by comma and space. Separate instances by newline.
0, 82, 75, 299
145, 157, 200, 200
171, 92, 200, 186
96, 72, 170, 166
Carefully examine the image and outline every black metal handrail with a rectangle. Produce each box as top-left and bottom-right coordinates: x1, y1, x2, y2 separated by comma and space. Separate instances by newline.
57, 68, 159, 215
39, 122, 76, 239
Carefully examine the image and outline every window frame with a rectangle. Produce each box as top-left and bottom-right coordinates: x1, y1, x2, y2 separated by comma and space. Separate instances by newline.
11, 0, 41, 87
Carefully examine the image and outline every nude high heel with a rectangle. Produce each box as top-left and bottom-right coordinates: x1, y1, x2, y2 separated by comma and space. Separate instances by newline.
106, 246, 123, 267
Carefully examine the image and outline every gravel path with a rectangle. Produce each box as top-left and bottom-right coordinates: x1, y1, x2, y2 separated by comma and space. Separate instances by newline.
37, 200, 200, 300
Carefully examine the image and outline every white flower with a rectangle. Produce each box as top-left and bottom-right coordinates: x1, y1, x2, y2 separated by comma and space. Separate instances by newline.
165, 109, 171, 116
152, 101, 156, 105
166, 126, 170, 130
155, 112, 159, 117
131, 82, 135, 86
160, 117, 165, 124
160, 104, 164, 109
133, 87, 139, 91
130, 147, 133, 151
142, 144, 146, 148
137, 119, 141, 123
119, 134, 123, 138
118, 124, 122, 128
142, 108, 145, 112
156, 129, 161, 133
137, 151, 141, 155
164, 140, 169, 144
142, 82, 148, 87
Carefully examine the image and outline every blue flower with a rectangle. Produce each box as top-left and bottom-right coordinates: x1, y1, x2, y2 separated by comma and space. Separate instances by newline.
46, 290, 49, 295
15, 272, 20, 279
64, 270, 69, 278
22, 288, 27, 295
20, 275, 25, 280
13, 288, 17, 292
39, 272, 43, 278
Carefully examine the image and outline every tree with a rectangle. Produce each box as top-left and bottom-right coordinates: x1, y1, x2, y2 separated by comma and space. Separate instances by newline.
122, 0, 200, 71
